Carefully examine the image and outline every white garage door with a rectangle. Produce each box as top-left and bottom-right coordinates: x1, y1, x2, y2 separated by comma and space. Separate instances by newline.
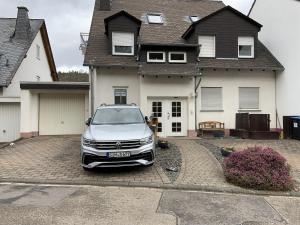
148, 98, 188, 137
0, 103, 20, 142
39, 94, 86, 135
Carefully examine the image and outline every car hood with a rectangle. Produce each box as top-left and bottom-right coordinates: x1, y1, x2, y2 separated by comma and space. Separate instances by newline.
84, 123, 152, 141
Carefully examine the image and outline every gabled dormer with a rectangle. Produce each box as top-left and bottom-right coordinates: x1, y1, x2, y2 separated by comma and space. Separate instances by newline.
104, 10, 141, 56
182, 6, 262, 59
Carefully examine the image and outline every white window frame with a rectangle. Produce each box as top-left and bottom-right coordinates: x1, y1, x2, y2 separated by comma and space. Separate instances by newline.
112, 32, 134, 56
239, 87, 260, 110
147, 51, 166, 63
198, 35, 216, 58
147, 14, 163, 24
201, 87, 223, 111
36, 44, 40, 60
168, 52, 187, 63
238, 36, 254, 58
190, 16, 199, 22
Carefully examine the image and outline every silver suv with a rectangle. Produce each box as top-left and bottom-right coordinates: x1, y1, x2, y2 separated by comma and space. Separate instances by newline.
81, 105, 155, 170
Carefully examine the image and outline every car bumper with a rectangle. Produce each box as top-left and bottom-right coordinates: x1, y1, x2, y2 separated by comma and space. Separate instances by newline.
81, 143, 155, 168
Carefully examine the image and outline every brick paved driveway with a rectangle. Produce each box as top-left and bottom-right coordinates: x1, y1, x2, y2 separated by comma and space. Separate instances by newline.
0, 136, 168, 185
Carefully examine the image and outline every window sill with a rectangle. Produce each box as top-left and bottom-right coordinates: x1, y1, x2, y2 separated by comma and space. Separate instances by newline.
200, 110, 224, 112
238, 109, 261, 112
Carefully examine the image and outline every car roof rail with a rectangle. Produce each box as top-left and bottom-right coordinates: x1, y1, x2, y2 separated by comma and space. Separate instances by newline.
130, 103, 137, 106
100, 103, 107, 106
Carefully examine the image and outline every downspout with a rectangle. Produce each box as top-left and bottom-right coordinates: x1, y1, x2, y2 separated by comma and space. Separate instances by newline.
90, 66, 95, 117
194, 44, 203, 131
274, 70, 281, 129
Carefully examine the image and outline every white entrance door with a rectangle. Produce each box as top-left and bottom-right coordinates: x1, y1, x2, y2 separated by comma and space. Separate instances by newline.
148, 98, 187, 137
0, 103, 20, 142
39, 94, 86, 135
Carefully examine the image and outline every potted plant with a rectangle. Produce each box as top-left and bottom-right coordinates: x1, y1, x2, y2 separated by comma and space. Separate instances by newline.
220, 147, 235, 157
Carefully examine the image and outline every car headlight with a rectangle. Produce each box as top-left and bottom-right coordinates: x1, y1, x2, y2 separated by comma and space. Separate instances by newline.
140, 135, 153, 145
82, 138, 92, 147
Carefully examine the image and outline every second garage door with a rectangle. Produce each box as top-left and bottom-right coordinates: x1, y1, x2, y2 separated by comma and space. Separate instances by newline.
39, 93, 86, 135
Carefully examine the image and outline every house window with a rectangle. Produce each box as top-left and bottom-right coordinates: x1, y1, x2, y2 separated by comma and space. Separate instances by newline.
147, 51, 165, 63
36, 44, 40, 60
112, 32, 134, 55
168, 52, 187, 63
172, 122, 181, 132
114, 89, 127, 105
190, 16, 199, 22
198, 36, 215, 58
238, 37, 254, 58
201, 87, 223, 111
239, 87, 259, 109
147, 14, 163, 24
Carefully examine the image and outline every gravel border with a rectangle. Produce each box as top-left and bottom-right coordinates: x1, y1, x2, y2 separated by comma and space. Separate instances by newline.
156, 142, 182, 183
197, 139, 224, 165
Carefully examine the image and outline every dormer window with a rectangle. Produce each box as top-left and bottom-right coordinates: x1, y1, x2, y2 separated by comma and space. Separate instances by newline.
189, 16, 199, 22
168, 52, 187, 63
147, 51, 165, 63
112, 32, 134, 55
147, 14, 163, 24
238, 36, 254, 58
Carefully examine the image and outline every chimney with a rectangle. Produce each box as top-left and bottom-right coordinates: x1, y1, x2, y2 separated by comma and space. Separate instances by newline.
14, 6, 32, 40
100, 0, 111, 11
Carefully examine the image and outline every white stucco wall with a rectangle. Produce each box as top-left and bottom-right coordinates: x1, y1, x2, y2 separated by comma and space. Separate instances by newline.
250, 0, 300, 125
198, 69, 276, 129
94, 68, 140, 109
1, 30, 52, 100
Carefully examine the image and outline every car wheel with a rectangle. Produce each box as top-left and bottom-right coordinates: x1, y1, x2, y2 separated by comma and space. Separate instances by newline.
146, 163, 154, 167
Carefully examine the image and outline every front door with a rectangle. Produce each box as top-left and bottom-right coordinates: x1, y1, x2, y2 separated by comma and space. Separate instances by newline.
148, 98, 187, 137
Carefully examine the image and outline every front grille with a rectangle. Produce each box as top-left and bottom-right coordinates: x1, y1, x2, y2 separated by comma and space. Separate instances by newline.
84, 140, 142, 150
83, 152, 153, 165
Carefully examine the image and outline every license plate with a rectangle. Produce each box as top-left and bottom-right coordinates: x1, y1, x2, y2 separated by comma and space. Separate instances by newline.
107, 152, 131, 158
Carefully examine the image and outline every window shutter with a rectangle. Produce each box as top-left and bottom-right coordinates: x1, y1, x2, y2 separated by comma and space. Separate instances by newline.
238, 37, 254, 46
201, 87, 222, 110
198, 36, 215, 57
112, 32, 134, 47
239, 87, 259, 109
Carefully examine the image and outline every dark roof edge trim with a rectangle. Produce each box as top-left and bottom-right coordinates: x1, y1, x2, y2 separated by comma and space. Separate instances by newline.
182, 5, 263, 39
104, 10, 142, 35
20, 82, 90, 90
199, 66, 284, 71
83, 63, 139, 68
141, 43, 198, 47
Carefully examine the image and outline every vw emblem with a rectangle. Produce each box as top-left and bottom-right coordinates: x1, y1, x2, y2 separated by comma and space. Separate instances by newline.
115, 141, 122, 149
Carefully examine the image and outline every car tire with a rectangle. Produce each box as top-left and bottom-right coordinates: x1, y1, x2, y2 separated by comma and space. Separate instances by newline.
146, 163, 154, 167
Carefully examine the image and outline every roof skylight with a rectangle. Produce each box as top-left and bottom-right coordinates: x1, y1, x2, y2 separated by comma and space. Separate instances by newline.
190, 16, 200, 22
147, 14, 163, 24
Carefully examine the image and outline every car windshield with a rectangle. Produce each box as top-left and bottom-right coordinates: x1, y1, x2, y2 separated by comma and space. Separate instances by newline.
92, 108, 145, 125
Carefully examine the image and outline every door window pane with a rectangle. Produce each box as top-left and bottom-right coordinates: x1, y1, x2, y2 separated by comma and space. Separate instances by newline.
152, 102, 162, 118
172, 122, 181, 132
114, 89, 127, 105
157, 122, 162, 132
172, 102, 181, 117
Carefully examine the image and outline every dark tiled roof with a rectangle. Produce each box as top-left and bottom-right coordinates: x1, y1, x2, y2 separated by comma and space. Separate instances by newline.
84, 0, 284, 71
139, 63, 199, 76
58, 73, 89, 82
0, 18, 44, 86
84, 0, 225, 67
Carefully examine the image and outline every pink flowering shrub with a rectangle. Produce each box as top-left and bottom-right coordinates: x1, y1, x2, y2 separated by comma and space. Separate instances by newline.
224, 147, 294, 191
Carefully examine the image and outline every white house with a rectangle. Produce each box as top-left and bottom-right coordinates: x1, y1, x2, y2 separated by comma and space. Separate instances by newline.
249, 0, 300, 127
0, 7, 57, 142
84, 0, 283, 137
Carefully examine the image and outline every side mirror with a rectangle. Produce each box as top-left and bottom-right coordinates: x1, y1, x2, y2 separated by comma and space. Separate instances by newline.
145, 116, 149, 122
85, 118, 91, 126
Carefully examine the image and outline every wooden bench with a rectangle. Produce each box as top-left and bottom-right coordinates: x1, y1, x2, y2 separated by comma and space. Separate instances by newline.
198, 121, 225, 136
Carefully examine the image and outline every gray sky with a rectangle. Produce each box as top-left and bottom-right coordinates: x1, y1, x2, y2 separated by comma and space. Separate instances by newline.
0, 0, 253, 72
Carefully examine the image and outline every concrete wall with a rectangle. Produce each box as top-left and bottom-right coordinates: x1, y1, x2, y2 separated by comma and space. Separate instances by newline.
198, 69, 276, 129
1, 31, 52, 100
250, 0, 300, 125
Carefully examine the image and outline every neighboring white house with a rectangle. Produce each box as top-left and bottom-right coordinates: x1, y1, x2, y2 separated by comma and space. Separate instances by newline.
84, 0, 283, 137
249, 0, 300, 127
0, 7, 57, 142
